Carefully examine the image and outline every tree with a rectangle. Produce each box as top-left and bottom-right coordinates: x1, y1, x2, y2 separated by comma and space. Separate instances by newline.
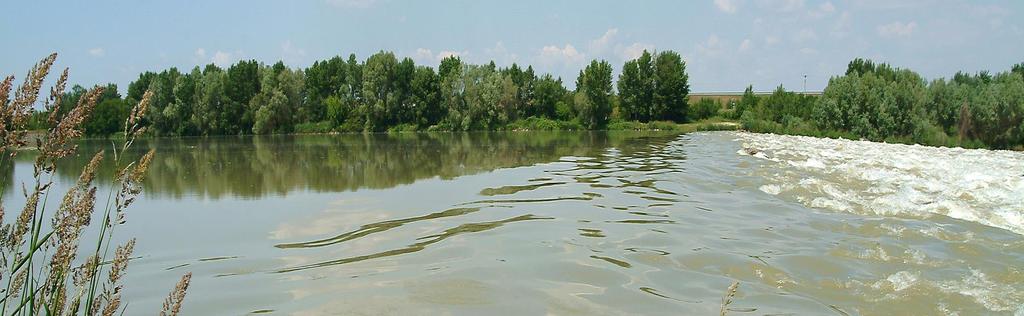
410, 66, 441, 127
192, 68, 229, 134
439, 56, 466, 129
393, 57, 416, 124
166, 68, 199, 135
618, 58, 643, 121
252, 66, 303, 134
361, 51, 398, 131
83, 84, 129, 136
652, 50, 689, 121
303, 56, 346, 123
575, 60, 613, 129
533, 74, 566, 119
227, 60, 261, 132
618, 50, 683, 122
735, 85, 757, 118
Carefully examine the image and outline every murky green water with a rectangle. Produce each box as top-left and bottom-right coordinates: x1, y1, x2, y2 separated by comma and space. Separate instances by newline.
3, 132, 1022, 315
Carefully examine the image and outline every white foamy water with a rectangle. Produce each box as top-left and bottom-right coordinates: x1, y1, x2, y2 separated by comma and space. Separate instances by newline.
735, 132, 1024, 235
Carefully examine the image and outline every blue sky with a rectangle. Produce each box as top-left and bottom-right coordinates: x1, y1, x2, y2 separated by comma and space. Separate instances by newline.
2, 0, 1022, 93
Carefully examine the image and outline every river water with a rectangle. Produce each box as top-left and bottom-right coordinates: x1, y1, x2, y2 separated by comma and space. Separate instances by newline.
3, 131, 1022, 315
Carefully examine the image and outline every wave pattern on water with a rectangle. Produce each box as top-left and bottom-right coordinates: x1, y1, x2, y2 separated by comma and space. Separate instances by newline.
99, 132, 1024, 315
735, 132, 1024, 235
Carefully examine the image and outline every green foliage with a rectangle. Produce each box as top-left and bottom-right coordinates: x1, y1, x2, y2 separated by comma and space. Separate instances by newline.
386, 123, 419, 133
652, 51, 689, 121
690, 98, 720, 121
533, 74, 566, 119
99, 49, 687, 136
85, 98, 129, 136
303, 56, 346, 123
293, 121, 334, 134
617, 50, 689, 122
575, 60, 614, 129
410, 66, 442, 127
505, 117, 582, 131
742, 58, 1024, 149
733, 85, 757, 118
617, 51, 655, 121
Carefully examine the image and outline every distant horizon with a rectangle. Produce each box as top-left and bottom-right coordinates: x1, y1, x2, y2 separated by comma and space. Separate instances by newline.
3, 0, 1022, 93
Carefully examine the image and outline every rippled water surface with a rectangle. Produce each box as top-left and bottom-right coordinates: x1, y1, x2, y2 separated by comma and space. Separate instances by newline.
4, 131, 1022, 315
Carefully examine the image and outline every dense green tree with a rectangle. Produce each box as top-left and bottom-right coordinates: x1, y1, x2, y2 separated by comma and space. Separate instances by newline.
303, 56, 347, 123
410, 66, 442, 127
252, 66, 303, 134
393, 57, 417, 124
166, 68, 199, 135
126, 71, 156, 103
79, 83, 126, 136
575, 60, 613, 129
439, 56, 466, 129
652, 51, 689, 121
85, 98, 129, 136
618, 58, 643, 120
734, 85, 757, 118
193, 68, 229, 134
361, 51, 398, 131
617, 50, 656, 121
227, 60, 262, 132
533, 74, 566, 119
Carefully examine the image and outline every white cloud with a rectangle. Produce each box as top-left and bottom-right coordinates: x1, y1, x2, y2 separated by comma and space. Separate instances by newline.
194, 48, 206, 58
696, 34, 725, 57
877, 21, 917, 38
437, 50, 464, 59
413, 48, 435, 62
325, 0, 377, 8
714, 0, 738, 13
412, 48, 467, 65
281, 40, 307, 65
738, 39, 753, 52
620, 42, 654, 60
538, 44, 584, 66
211, 51, 235, 66
589, 28, 619, 53
764, 35, 780, 46
485, 41, 518, 65
87, 48, 105, 57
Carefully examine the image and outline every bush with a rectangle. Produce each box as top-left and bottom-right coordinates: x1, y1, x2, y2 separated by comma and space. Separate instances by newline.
505, 117, 582, 131
911, 119, 951, 147
293, 121, 334, 133
387, 123, 420, 133
690, 98, 721, 121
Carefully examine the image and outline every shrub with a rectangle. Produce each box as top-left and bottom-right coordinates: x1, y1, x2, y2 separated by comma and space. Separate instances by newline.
690, 98, 721, 121
294, 121, 334, 133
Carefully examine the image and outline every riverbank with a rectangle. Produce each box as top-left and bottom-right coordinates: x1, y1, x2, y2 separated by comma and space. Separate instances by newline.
26, 118, 742, 142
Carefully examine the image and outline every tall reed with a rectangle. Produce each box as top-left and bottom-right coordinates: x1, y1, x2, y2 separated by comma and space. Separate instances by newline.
0, 53, 191, 315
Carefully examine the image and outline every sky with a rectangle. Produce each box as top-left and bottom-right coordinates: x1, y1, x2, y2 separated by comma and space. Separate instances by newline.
2, 0, 1022, 94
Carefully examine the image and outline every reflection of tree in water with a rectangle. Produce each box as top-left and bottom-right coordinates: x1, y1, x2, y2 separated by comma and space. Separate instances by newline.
27, 132, 681, 199
0, 157, 13, 194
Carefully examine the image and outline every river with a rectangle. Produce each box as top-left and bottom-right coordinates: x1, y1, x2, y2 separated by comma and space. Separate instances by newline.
3, 131, 1021, 315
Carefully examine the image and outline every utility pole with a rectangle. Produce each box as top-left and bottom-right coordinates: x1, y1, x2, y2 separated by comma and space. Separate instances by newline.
803, 74, 807, 94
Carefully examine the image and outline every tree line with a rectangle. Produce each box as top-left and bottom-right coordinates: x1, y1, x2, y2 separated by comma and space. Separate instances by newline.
733, 58, 1024, 149
40, 50, 692, 136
